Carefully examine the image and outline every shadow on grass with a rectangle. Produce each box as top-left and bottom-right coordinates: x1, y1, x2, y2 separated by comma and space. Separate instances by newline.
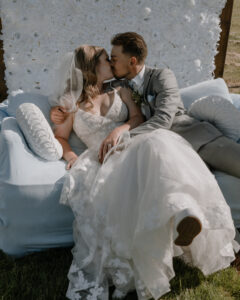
0, 248, 72, 300
162, 258, 205, 299
0, 249, 230, 300
118, 258, 205, 300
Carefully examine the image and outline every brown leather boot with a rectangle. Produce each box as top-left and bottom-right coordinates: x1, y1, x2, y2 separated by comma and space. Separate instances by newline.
174, 216, 202, 246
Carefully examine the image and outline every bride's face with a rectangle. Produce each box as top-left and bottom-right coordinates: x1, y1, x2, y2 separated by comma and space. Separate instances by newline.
96, 52, 113, 82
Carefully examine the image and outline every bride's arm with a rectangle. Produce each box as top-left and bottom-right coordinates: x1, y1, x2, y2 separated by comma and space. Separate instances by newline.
98, 88, 144, 163
118, 87, 145, 130
54, 113, 77, 169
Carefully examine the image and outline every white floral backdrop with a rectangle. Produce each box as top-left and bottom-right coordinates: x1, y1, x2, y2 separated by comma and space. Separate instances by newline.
0, 0, 226, 95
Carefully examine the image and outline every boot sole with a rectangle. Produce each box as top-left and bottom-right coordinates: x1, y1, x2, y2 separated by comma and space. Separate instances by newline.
174, 216, 202, 246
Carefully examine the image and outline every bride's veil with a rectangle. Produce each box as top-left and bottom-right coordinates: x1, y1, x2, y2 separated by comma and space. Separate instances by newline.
49, 51, 83, 112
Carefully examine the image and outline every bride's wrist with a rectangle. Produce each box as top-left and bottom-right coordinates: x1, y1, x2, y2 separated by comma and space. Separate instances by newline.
65, 151, 78, 162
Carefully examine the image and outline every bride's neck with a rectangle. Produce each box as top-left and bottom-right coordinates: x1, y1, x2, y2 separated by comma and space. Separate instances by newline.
97, 80, 104, 94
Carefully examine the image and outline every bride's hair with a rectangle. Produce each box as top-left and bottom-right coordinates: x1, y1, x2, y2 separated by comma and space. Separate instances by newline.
70, 45, 106, 108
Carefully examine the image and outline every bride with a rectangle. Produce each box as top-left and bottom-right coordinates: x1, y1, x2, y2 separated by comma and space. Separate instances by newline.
52, 45, 238, 300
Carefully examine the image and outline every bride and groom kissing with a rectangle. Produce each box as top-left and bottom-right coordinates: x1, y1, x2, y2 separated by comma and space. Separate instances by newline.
51, 32, 239, 299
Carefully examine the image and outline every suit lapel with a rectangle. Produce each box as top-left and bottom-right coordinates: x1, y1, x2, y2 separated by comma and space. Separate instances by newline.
143, 67, 153, 102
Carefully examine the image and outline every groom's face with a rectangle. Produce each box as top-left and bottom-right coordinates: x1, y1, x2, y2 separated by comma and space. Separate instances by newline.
110, 45, 133, 80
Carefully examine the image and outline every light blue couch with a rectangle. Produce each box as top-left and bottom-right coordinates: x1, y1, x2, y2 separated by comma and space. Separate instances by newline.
0, 78, 240, 257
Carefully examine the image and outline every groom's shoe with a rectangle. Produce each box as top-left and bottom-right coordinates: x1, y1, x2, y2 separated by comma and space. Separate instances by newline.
174, 210, 202, 247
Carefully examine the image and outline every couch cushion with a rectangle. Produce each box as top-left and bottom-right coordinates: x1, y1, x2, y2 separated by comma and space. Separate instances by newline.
180, 78, 232, 109
16, 103, 63, 161
188, 95, 240, 142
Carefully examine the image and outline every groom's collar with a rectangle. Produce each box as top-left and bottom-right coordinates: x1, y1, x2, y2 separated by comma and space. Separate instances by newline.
130, 65, 146, 88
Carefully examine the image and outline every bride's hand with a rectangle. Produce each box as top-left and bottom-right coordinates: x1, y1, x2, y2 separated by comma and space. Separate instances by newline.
98, 128, 122, 164
50, 106, 69, 125
66, 153, 78, 170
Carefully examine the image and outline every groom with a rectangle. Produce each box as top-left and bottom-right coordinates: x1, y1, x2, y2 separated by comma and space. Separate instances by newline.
109, 32, 240, 180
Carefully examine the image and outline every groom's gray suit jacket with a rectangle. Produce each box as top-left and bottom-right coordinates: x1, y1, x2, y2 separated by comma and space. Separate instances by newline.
129, 67, 223, 151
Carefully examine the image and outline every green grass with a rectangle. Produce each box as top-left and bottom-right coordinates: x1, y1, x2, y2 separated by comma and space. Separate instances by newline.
1, 248, 240, 300
0, 248, 72, 300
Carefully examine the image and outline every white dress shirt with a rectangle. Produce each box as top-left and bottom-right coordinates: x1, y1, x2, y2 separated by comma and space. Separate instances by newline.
129, 65, 145, 95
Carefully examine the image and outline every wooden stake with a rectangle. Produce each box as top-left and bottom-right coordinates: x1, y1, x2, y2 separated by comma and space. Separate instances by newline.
214, 0, 234, 78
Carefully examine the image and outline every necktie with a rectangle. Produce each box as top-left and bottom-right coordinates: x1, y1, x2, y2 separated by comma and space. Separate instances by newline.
128, 80, 139, 93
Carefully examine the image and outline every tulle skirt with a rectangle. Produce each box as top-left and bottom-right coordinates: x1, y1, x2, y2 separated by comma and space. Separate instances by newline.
60, 128, 238, 300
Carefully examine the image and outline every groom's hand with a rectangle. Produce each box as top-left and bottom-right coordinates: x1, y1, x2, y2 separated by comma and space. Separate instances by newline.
50, 106, 69, 125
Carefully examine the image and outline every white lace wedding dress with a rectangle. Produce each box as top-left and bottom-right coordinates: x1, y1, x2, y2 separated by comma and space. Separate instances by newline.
60, 89, 238, 300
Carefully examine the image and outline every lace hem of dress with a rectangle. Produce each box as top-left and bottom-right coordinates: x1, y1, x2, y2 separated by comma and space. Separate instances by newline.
65, 226, 237, 300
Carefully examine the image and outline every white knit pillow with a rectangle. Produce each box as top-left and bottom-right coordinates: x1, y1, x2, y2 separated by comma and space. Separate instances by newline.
188, 95, 240, 142
16, 103, 63, 161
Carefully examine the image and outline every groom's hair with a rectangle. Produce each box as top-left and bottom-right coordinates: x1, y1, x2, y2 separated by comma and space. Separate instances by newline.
111, 32, 147, 64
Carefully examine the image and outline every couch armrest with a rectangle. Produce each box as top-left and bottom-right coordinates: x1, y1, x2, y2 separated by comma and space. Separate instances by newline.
0, 117, 66, 185
0, 117, 74, 257
0, 100, 9, 129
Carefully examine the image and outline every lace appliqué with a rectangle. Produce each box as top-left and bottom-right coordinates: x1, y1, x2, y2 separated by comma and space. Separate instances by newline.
67, 266, 104, 300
